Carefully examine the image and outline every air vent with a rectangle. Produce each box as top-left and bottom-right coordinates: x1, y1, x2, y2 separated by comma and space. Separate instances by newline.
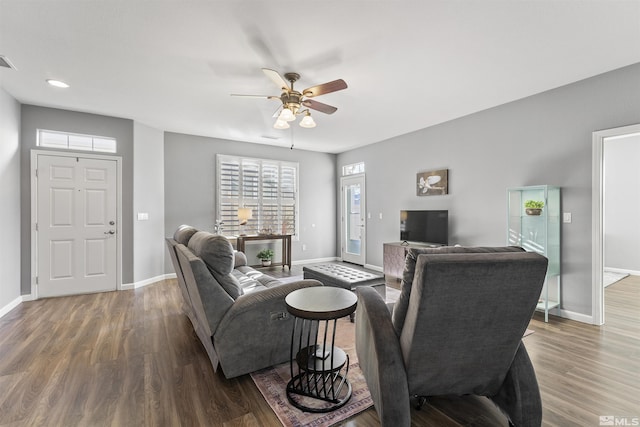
0, 55, 16, 70
261, 135, 280, 140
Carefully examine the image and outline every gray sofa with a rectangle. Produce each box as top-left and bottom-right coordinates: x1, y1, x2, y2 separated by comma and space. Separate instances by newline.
355, 246, 547, 427
166, 225, 322, 378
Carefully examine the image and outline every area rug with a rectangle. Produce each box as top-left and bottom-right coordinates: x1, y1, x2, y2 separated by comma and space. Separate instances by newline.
251, 359, 373, 427
604, 270, 629, 287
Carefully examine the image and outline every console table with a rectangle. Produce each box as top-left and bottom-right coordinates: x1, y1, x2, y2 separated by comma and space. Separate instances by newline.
236, 234, 292, 269
383, 241, 443, 280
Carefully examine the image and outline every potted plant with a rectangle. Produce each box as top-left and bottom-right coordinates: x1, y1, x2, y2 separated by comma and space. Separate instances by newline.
256, 248, 274, 267
524, 200, 544, 216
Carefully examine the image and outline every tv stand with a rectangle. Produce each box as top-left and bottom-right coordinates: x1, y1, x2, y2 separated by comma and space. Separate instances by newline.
383, 241, 444, 280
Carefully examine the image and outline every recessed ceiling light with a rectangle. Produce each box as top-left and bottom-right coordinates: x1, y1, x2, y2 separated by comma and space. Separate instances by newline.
46, 79, 69, 88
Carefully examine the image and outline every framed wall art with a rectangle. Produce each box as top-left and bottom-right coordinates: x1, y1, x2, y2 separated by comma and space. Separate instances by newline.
416, 169, 448, 196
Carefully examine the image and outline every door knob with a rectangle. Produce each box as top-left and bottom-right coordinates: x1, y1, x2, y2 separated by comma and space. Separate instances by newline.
104, 230, 115, 235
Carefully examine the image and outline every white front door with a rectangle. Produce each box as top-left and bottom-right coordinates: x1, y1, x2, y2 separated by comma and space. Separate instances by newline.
36, 154, 118, 298
341, 174, 366, 265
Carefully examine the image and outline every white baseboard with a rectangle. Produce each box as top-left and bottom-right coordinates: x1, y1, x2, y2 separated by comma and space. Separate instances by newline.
604, 267, 640, 276
123, 274, 175, 290
364, 263, 383, 273
548, 307, 594, 324
292, 257, 340, 265
22, 294, 35, 302
0, 296, 22, 319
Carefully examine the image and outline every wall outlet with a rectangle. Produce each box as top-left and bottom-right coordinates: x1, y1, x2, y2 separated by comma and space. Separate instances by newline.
302, 244, 307, 251
137, 212, 149, 221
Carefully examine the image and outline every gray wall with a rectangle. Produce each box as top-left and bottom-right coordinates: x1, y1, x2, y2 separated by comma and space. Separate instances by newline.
20, 105, 134, 294
0, 88, 21, 309
604, 133, 640, 273
337, 63, 640, 317
164, 132, 336, 272
133, 122, 165, 282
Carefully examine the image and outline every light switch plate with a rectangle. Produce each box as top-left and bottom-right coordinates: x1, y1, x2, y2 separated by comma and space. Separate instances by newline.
563, 212, 572, 223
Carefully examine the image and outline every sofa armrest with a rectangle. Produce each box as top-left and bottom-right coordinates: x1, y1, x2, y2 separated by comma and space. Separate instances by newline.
356, 287, 411, 427
213, 279, 323, 378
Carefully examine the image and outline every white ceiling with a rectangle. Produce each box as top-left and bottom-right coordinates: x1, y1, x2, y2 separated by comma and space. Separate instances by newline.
1, 1, 639, 153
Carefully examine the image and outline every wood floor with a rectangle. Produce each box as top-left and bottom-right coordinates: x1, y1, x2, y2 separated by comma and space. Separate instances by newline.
0, 270, 637, 426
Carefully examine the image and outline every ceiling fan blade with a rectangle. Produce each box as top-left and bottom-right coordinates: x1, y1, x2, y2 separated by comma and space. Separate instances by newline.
231, 94, 281, 101
302, 99, 338, 115
302, 79, 347, 97
262, 68, 290, 91
231, 94, 270, 98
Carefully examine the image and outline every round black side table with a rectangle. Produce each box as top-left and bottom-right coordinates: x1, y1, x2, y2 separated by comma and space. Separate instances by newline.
284, 287, 357, 413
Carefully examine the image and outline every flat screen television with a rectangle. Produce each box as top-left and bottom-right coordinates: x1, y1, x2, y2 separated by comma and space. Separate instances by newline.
400, 210, 448, 245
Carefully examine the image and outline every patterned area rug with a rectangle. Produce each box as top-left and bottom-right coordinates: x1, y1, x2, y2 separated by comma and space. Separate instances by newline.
251, 358, 373, 427
251, 315, 372, 427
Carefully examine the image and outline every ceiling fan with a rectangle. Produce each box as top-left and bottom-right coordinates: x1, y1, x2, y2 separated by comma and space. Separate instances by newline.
231, 68, 348, 129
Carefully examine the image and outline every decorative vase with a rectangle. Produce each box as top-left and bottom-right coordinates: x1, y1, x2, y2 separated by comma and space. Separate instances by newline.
525, 208, 542, 216
261, 259, 272, 267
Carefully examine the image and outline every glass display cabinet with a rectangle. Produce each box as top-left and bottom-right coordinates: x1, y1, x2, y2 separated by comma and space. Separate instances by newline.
507, 185, 561, 322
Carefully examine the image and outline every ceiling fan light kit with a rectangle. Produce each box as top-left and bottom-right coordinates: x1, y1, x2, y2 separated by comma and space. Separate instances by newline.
273, 119, 290, 129
299, 111, 316, 128
233, 68, 347, 131
278, 107, 296, 122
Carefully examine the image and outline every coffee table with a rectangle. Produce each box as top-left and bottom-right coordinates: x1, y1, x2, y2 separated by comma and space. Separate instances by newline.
303, 264, 385, 321
284, 287, 357, 413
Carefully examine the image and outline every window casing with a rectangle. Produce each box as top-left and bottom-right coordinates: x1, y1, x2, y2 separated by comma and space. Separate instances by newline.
217, 155, 299, 237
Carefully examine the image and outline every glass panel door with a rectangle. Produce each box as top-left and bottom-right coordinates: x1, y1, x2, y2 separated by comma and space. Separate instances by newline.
341, 174, 366, 265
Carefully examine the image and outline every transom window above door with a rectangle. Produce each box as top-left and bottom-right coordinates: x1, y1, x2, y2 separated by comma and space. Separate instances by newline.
217, 155, 299, 237
37, 129, 117, 153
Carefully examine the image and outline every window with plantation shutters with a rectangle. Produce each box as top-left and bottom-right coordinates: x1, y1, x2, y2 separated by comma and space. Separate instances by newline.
217, 155, 299, 237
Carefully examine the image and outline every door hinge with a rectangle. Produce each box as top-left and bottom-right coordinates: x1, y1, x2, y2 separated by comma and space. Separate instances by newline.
35, 276, 38, 285
35, 222, 38, 231
35, 168, 38, 177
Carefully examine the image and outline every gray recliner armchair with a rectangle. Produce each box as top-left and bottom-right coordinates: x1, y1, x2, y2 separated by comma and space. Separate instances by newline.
356, 246, 548, 427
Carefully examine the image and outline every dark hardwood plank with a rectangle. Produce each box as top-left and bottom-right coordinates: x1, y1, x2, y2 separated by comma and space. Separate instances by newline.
0, 269, 637, 426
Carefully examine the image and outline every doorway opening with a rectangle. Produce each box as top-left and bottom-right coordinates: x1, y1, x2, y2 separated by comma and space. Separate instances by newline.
592, 123, 640, 325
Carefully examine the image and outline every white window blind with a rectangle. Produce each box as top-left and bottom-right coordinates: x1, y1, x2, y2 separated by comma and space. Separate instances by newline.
217, 155, 298, 237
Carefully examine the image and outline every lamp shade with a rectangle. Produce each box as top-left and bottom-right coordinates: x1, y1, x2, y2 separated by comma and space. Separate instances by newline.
273, 119, 290, 129
238, 207, 253, 225
278, 108, 295, 122
299, 113, 316, 128
273, 119, 289, 129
